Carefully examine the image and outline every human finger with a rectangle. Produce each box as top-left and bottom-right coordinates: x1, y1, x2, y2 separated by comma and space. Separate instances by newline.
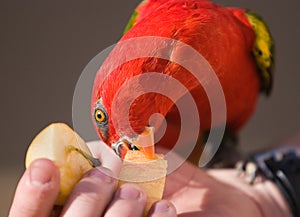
104, 183, 147, 217
148, 200, 177, 217
87, 140, 122, 177
8, 159, 60, 217
60, 167, 116, 217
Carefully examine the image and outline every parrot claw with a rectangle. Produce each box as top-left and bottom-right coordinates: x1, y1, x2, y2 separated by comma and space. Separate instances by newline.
235, 161, 258, 184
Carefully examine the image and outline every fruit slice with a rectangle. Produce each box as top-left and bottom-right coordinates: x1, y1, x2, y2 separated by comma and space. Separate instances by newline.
118, 128, 167, 216
25, 123, 98, 205
25, 123, 167, 214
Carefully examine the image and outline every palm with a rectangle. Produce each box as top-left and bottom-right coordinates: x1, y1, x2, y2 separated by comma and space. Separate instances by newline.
163, 159, 262, 217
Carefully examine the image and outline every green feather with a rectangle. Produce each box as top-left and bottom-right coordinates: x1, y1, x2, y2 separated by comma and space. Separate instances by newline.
123, 10, 138, 34
246, 11, 275, 95
123, 0, 150, 34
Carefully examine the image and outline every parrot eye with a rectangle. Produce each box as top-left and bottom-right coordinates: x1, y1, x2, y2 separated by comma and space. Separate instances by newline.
95, 109, 106, 123
93, 99, 109, 140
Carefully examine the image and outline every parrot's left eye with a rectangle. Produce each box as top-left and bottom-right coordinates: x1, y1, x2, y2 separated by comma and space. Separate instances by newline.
94, 99, 109, 140
94, 108, 108, 125
95, 109, 106, 123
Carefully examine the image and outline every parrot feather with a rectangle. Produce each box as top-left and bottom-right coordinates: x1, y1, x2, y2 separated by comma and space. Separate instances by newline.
92, 0, 275, 166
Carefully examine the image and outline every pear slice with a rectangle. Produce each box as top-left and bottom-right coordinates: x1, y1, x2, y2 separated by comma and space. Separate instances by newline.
25, 123, 98, 205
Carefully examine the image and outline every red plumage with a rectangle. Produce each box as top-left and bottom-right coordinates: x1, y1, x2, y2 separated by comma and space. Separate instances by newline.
91, 0, 260, 158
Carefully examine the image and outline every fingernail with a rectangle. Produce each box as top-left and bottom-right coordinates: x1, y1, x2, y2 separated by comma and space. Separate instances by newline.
29, 160, 53, 186
153, 201, 170, 212
85, 167, 113, 184
151, 200, 176, 216
118, 184, 142, 200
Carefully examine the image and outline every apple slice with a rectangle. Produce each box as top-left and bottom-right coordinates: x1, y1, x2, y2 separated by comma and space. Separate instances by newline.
25, 123, 99, 205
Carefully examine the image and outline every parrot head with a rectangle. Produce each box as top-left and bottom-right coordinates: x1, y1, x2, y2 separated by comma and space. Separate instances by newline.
91, 63, 168, 159
246, 11, 274, 95
93, 99, 137, 159
92, 96, 143, 159
92, 93, 163, 159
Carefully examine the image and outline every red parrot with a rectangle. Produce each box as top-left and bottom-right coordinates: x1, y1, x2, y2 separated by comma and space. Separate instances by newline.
91, 0, 274, 165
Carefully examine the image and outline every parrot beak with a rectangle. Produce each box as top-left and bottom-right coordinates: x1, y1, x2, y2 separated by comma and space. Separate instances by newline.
112, 127, 156, 159
112, 139, 139, 159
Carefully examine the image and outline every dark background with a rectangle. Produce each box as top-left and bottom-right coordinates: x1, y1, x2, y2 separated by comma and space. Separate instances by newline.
1, 0, 299, 215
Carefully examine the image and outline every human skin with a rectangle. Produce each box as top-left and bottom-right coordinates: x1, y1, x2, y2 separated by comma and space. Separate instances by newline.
9, 139, 296, 217
163, 158, 292, 217
8, 141, 176, 217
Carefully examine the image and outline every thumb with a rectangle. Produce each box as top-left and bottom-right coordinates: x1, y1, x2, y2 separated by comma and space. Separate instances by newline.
8, 159, 60, 217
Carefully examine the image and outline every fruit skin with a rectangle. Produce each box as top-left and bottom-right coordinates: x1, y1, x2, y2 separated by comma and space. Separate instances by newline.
91, 0, 274, 162
25, 123, 93, 205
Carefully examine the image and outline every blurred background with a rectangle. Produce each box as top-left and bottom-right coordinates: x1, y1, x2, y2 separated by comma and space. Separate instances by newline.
1, 0, 299, 215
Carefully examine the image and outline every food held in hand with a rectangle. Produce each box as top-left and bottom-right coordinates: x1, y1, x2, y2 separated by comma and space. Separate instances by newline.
25, 123, 167, 213
118, 128, 167, 216
25, 123, 98, 205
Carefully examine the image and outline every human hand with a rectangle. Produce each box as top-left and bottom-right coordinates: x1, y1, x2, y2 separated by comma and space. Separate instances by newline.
8, 159, 176, 217
8, 141, 177, 217
162, 155, 292, 217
